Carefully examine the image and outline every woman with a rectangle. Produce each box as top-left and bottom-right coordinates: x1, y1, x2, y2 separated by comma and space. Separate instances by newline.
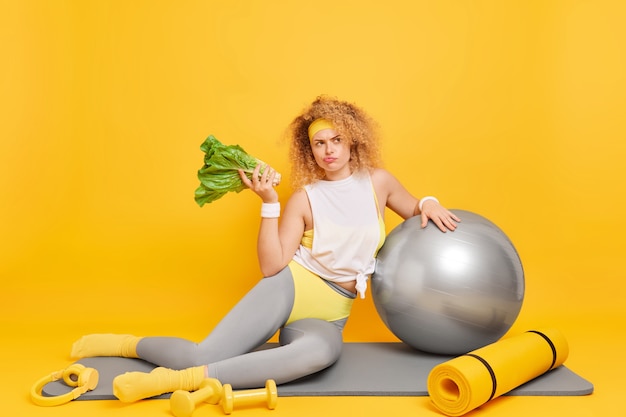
70, 96, 460, 402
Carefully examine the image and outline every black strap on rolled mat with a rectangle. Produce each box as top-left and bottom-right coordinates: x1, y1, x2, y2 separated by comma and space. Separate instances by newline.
527, 330, 558, 372
463, 353, 497, 401
461, 330, 560, 403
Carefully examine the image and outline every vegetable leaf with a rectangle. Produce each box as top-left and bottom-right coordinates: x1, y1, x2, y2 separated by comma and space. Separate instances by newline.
194, 135, 280, 207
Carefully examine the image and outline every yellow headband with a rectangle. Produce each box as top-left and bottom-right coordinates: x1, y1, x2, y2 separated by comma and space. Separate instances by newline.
307, 118, 334, 140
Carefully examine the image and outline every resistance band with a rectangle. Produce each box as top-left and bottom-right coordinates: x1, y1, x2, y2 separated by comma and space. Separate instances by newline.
427, 328, 569, 416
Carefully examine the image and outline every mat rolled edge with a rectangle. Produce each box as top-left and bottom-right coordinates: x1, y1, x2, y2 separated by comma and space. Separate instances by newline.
427, 328, 569, 416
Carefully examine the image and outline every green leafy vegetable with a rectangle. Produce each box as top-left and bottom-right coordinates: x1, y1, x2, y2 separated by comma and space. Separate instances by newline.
194, 135, 281, 207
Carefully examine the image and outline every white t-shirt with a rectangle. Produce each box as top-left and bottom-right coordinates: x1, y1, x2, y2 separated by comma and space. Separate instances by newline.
292, 171, 381, 299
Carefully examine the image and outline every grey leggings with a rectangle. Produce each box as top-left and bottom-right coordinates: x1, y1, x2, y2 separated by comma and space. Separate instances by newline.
135, 267, 349, 389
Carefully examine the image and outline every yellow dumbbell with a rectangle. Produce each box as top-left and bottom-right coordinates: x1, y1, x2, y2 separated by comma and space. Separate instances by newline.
220, 379, 278, 415
170, 378, 223, 417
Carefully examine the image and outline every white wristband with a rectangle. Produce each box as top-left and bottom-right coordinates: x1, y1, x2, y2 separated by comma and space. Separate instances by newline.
261, 202, 280, 218
418, 196, 439, 211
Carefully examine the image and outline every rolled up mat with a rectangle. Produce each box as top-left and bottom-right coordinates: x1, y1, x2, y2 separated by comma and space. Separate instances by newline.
427, 329, 569, 416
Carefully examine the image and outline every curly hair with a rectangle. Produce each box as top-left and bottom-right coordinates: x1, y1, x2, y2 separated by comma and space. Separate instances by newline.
286, 95, 383, 190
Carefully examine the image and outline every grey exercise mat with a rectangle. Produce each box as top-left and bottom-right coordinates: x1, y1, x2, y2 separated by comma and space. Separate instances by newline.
42, 342, 593, 400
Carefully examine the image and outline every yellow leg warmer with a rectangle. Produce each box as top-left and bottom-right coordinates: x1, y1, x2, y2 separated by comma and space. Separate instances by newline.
70, 334, 141, 359
113, 366, 207, 403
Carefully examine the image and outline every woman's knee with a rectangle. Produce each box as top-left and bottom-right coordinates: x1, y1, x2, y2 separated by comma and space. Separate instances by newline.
279, 319, 343, 369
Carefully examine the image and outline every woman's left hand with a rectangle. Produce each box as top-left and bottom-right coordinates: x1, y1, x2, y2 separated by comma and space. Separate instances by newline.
420, 200, 461, 232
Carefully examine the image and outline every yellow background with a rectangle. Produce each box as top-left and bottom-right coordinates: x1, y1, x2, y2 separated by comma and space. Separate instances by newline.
1, 1, 624, 416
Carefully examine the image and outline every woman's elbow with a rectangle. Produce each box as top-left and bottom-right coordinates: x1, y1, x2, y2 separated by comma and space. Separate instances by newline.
260, 261, 290, 278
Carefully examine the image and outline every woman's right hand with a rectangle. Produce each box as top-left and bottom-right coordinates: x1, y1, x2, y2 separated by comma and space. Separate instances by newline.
238, 164, 279, 203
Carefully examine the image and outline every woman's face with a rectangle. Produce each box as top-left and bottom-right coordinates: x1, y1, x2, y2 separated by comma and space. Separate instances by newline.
310, 128, 352, 180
